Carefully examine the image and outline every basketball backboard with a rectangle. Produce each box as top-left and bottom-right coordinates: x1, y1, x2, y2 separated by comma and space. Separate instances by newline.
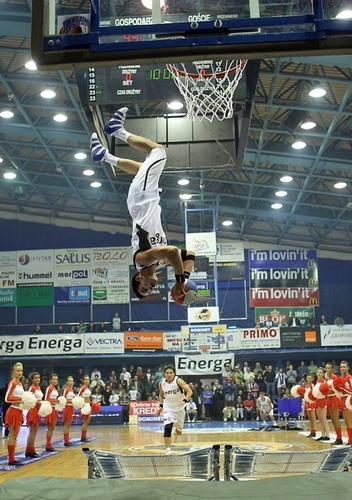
32, 1, 352, 70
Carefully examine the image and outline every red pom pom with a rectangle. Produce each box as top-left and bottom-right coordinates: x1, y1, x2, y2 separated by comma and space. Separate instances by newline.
296, 386, 306, 398
318, 382, 330, 396
333, 375, 352, 394
91, 402, 101, 414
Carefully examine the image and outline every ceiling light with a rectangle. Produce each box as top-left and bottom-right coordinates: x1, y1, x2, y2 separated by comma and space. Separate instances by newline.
40, 89, 56, 99
280, 175, 293, 183
75, 152, 87, 160
275, 190, 287, 197
167, 101, 184, 111
141, 0, 164, 9
177, 178, 189, 186
90, 181, 102, 188
336, 10, 352, 19
300, 120, 316, 130
179, 193, 192, 200
0, 157, 3, 163
3, 171, 17, 180
292, 140, 306, 149
83, 169, 95, 176
271, 203, 283, 210
222, 220, 233, 226
53, 113, 68, 122
0, 110, 14, 119
309, 87, 326, 98
334, 181, 347, 189
25, 60, 37, 71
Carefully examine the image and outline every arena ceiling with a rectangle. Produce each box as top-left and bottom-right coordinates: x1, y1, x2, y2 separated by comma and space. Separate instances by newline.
0, 1, 351, 253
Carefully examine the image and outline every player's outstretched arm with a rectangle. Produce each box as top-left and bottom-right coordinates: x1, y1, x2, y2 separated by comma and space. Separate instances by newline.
178, 379, 193, 402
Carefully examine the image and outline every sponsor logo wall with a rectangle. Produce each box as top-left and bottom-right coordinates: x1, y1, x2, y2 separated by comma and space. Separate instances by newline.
320, 325, 352, 347
17, 250, 54, 306
0, 252, 16, 307
249, 249, 319, 307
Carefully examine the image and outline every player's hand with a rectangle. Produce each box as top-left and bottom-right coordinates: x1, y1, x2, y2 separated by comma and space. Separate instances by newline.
171, 282, 185, 299
156, 407, 163, 416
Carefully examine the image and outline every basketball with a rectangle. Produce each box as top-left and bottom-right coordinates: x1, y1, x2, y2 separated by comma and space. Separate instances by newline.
171, 279, 198, 306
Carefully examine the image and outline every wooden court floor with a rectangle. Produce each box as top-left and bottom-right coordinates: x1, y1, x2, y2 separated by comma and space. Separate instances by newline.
0, 421, 348, 483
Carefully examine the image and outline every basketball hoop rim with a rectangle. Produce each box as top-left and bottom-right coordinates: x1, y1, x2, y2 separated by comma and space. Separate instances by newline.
167, 59, 247, 79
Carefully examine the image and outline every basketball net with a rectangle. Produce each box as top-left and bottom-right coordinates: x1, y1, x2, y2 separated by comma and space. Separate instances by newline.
167, 59, 247, 122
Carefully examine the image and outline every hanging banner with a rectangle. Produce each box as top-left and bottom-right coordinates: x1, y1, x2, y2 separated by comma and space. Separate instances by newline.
16, 249, 54, 306
255, 307, 315, 326
187, 306, 219, 323
175, 352, 234, 375
320, 325, 352, 347
227, 327, 281, 350
124, 331, 164, 351
280, 327, 320, 348
54, 248, 91, 286
84, 332, 124, 354
54, 286, 91, 305
91, 247, 130, 304
249, 249, 317, 269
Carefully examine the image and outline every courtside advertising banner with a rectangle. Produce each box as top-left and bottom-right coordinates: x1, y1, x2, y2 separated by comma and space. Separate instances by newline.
320, 325, 352, 347
84, 332, 124, 354
129, 401, 163, 423
280, 327, 320, 348
91, 247, 130, 304
175, 353, 234, 375
124, 331, 164, 351
0, 251, 16, 307
0, 334, 83, 356
163, 331, 183, 351
16, 249, 54, 306
227, 328, 281, 350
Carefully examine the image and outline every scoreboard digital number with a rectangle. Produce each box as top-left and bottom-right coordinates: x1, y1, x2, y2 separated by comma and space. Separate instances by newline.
86, 63, 179, 105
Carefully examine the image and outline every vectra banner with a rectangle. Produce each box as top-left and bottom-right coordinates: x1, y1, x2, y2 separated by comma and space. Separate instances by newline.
175, 352, 234, 375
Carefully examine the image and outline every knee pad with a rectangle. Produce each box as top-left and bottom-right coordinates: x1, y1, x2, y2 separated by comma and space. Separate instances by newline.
164, 423, 173, 437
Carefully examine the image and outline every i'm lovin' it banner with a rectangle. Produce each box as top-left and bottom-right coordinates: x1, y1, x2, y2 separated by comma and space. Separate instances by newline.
249, 249, 319, 307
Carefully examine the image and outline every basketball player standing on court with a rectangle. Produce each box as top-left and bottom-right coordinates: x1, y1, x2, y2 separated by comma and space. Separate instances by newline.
157, 365, 192, 454
90, 107, 196, 301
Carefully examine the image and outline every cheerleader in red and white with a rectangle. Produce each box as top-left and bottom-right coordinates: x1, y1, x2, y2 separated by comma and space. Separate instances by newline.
5, 362, 24, 465
325, 362, 343, 445
44, 373, 59, 452
312, 368, 330, 441
333, 360, 352, 445
25, 372, 43, 457
62, 375, 75, 446
304, 374, 317, 438
78, 375, 92, 442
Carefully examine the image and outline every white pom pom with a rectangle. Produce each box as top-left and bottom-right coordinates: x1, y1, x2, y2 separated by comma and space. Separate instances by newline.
290, 385, 301, 398
58, 396, 67, 408
312, 384, 324, 399
327, 378, 333, 387
304, 388, 315, 404
81, 402, 91, 415
72, 395, 85, 409
21, 391, 37, 410
38, 400, 53, 417
346, 395, 352, 411
55, 403, 65, 411
333, 387, 344, 398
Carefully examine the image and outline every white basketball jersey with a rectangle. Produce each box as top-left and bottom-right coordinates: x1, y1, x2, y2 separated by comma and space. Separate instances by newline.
161, 376, 185, 410
257, 396, 271, 412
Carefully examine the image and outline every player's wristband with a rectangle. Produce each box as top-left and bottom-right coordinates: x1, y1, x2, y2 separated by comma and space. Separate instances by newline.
159, 403, 163, 408
175, 274, 185, 283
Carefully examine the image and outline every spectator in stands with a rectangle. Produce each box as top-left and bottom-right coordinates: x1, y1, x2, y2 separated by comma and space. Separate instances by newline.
103, 384, 112, 405
254, 370, 266, 393
275, 368, 287, 397
33, 325, 42, 334
307, 360, 318, 376
77, 320, 86, 334
135, 366, 144, 381
91, 387, 103, 404
58, 325, 65, 333
128, 384, 140, 401
233, 365, 245, 390
243, 366, 255, 383
98, 321, 107, 332
223, 376, 236, 401
305, 313, 315, 328
264, 315, 274, 327
91, 368, 102, 381
319, 314, 329, 325
131, 375, 143, 395
144, 374, 158, 398
334, 315, 345, 327
222, 363, 234, 382
235, 395, 244, 421
297, 360, 309, 380
86, 321, 96, 333
202, 385, 213, 421
128, 365, 136, 377
223, 396, 236, 422
91, 374, 105, 390
246, 376, 259, 400
255, 317, 264, 328
288, 312, 301, 326
253, 362, 262, 375
109, 389, 119, 406
264, 365, 276, 400
118, 388, 130, 424
112, 312, 121, 332
286, 364, 297, 389
120, 367, 131, 388
243, 395, 255, 420
154, 366, 163, 384
213, 384, 225, 420
186, 399, 198, 422
70, 324, 78, 333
